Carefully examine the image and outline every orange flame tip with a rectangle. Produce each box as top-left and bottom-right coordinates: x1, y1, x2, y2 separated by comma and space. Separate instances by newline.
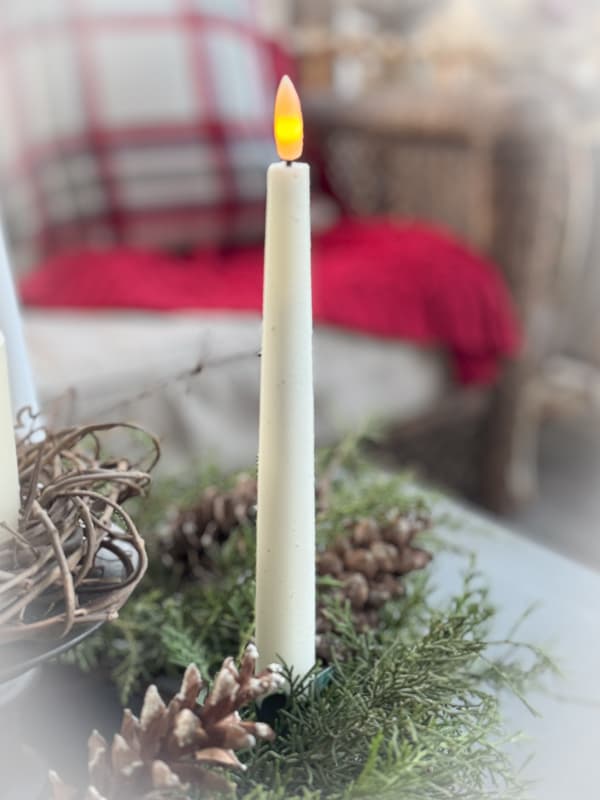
273, 75, 303, 162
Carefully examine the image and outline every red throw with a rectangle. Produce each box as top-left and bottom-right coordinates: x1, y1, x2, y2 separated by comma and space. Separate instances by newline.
20, 218, 521, 384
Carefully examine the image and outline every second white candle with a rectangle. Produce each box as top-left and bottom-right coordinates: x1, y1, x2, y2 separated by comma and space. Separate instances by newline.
255, 158, 315, 676
0, 330, 20, 542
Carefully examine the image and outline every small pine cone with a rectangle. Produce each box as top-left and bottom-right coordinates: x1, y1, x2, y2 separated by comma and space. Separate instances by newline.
49, 645, 284, 800
316, 508, 432, 663
159, 476, 257, 578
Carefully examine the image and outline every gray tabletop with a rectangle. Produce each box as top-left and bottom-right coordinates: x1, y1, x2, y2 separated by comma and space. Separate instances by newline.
432, 499, 600, 800
2, 496, 598, 800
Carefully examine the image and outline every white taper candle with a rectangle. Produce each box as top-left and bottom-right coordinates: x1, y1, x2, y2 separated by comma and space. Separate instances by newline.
0, 331, 20, 542
255, 76, 315, 676
0, 213, 38, 421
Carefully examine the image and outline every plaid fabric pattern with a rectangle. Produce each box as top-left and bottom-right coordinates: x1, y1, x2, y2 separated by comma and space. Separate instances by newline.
0, 0, 286, 268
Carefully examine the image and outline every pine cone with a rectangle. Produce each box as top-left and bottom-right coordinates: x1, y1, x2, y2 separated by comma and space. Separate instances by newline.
158, 473, 340, 579
49, 644, 285, 800
159, 474, 257, 578
316, 510, 432, 661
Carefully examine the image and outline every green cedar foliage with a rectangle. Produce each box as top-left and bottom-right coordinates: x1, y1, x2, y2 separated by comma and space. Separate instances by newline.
64, 447, 552, 799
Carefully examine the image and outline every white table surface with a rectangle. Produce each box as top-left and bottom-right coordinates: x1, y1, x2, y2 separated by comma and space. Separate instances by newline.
432, 499, 600, 800
2, 493, 598, 799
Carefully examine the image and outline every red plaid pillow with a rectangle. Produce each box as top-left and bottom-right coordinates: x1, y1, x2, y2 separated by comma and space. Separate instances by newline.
0, 0, 290, 269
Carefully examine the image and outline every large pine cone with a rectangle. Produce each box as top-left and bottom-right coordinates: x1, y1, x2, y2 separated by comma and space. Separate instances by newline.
49, 644, 284, 800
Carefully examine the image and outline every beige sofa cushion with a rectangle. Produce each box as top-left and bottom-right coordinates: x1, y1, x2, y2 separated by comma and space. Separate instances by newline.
25, 311, 448, 473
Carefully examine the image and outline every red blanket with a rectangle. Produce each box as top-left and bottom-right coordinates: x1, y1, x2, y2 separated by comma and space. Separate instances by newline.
20, 218, 520, 384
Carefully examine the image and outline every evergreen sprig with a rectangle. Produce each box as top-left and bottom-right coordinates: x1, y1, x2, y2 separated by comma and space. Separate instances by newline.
235, 573, 531, 800
63, 445, 551, 799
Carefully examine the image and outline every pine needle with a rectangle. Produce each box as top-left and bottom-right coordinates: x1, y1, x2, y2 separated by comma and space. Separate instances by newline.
63, 443, 551, 798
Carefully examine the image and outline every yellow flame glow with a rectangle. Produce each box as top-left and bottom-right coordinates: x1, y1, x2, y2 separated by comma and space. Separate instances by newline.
273, 75, 303, 162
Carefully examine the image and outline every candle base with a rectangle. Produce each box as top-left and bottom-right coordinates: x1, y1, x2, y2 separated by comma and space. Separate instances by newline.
257, 665, 335, 725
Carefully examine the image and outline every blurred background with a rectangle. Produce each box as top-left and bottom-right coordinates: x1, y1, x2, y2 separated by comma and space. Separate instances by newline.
1, 0, 600, 567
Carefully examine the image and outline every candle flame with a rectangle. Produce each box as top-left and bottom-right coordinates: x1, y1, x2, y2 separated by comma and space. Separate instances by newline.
273, 75, 303, 162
